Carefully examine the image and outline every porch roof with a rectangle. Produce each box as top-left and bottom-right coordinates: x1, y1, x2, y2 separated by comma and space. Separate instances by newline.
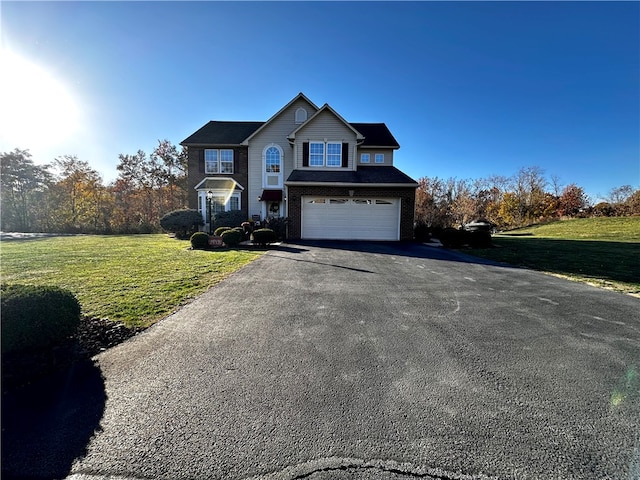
259, 189, 283, 201
193, 177, 245, 191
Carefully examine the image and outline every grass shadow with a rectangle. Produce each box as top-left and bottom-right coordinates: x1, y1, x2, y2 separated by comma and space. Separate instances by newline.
473, 237, 640, 290
1, 357, 106, 479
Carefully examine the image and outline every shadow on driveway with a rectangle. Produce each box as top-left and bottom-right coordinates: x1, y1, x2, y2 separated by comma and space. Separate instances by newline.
281, 240, 512, 267
1, 358, 106, 480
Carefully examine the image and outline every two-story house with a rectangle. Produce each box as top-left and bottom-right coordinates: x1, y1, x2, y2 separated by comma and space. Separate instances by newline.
181, 93, 418, 241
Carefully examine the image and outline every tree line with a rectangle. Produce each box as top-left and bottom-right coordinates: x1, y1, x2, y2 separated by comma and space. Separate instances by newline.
1, 141, 187, 234
415, 166, 640, 230
1, 147, 638, 234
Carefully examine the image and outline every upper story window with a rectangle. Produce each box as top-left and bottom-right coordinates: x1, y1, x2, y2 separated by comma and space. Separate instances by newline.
205, 149, 234, 174
309, 142, 325, 167
360, 153, 370, 164
375, 153, 384, 164
265, 146, 281, 173
295, 107, 307, 124
326, 143, 342, 167
308, 141, 342, 167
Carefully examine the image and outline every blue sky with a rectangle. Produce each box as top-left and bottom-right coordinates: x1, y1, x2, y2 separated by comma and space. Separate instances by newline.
1, 1, 638, 202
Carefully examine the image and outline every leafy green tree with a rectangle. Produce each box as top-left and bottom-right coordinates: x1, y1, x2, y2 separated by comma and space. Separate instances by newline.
0, 149, 52, 232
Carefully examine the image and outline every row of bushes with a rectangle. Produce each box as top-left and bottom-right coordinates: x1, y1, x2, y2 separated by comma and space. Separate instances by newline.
437, 228, 492, 249
190, 228, 278, 249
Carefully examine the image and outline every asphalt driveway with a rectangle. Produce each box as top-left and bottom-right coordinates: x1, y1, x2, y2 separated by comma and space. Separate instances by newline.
4, 241, 640, 479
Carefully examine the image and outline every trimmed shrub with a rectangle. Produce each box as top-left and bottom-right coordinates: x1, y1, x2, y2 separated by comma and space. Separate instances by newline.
190, 232, 210, 249
1, 284, 81, 355
265, 217, 287, 240
213, 211, 246, 231
214, 226, 232, 237
160, 209, 204, 239
414, 222, 431, 242
252, 228, 278, 246
467, 230, 492, 248
438, 228, 466, 249
221, 229, 243, 247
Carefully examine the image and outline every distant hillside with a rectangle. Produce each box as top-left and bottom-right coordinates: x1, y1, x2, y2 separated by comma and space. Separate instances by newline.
502, 217, 640, 242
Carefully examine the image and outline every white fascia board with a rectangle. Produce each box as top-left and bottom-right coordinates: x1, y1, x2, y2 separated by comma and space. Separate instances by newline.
287, 104, 365, 141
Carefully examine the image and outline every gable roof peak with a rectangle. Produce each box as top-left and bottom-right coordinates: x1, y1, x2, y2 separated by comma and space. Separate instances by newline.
241, 92, 320, 145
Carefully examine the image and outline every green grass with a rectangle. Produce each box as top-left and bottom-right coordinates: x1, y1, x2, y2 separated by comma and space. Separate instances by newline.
468, 217, 640, 296
0, 235, 266, 327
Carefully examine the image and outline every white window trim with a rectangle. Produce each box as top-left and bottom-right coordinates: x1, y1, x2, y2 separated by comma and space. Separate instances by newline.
295, 107, 307, 124
262, 143, 284, 188
360, 153, 370, 164
204, 148, 234, 174
375, 153, 384, 164
309, 141, 342, 168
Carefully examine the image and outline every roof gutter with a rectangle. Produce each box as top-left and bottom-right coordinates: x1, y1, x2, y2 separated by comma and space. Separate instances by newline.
285, 181, 418, 188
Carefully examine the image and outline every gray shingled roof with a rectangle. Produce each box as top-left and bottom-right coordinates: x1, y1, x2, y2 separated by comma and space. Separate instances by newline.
286, 166, 417, 185
181, 121, 264, 145
181, 121, 399, 148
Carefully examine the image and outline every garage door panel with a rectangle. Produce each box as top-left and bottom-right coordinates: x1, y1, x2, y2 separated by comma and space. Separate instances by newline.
302, 197, 400, 240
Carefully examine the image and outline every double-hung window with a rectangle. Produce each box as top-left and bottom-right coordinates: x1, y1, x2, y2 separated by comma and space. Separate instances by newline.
309, 142, 324, 167
326, 143, 341, 167
375, 153, 384, 164
205, 149, 234, 174
360, 153, 370, 164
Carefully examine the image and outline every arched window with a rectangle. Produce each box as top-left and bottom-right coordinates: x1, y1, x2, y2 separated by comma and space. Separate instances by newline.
265, 146, 281, 173
295, 107, 307, 124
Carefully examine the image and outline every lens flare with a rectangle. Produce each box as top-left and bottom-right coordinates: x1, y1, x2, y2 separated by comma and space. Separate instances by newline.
0, 50, 80, 149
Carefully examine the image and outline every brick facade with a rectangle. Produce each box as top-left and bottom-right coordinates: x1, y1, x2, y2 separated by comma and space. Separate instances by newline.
186, 146, 250, 218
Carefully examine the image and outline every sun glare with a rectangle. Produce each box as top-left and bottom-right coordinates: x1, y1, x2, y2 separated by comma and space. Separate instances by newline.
0, 50, 80, 149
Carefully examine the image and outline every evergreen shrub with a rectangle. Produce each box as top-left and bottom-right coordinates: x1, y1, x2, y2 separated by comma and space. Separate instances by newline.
252, 228, 278, 246
221, 229, 243, 246
1, 284, 81, 355
439, 228, 466, 249
414, 222, 431, 242
190, 232, 210, 249
160, 209, 204, 239
213, 211, 246, 230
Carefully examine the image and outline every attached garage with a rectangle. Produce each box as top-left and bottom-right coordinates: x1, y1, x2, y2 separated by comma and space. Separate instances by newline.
301, 196, 400, 240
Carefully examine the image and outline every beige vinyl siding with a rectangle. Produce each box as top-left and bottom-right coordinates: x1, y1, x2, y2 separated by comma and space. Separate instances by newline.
357, 148, 394, 166
247, 98, 317, 218
294, 110, 358, 170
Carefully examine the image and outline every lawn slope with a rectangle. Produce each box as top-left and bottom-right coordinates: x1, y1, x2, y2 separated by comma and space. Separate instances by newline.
470, 217, 640, 296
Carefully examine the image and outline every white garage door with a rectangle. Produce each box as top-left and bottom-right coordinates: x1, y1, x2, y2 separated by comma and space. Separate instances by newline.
301, 197, 400, 240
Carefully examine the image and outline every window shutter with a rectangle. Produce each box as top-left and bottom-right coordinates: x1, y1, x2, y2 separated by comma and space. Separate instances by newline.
302, 142, 309, 167
342, 143, 349, 168
199, 149, 204, 173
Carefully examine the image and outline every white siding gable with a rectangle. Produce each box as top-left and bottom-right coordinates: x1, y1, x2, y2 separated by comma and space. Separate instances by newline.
246, 98, 317, 219
293, 109, 358, 170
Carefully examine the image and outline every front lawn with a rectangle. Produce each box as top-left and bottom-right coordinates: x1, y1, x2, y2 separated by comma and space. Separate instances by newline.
468, 217, 640, 296
0, 235, 265, 328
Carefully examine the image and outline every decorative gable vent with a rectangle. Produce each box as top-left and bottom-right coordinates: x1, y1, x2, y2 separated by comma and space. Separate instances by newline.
295, 107, 307, 124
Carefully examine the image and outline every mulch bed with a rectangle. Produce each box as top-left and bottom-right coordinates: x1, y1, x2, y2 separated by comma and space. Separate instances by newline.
2, 317, 144, 393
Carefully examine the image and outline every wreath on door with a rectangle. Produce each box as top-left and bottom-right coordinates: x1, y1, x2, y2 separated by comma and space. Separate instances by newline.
269, 202, 279, 213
